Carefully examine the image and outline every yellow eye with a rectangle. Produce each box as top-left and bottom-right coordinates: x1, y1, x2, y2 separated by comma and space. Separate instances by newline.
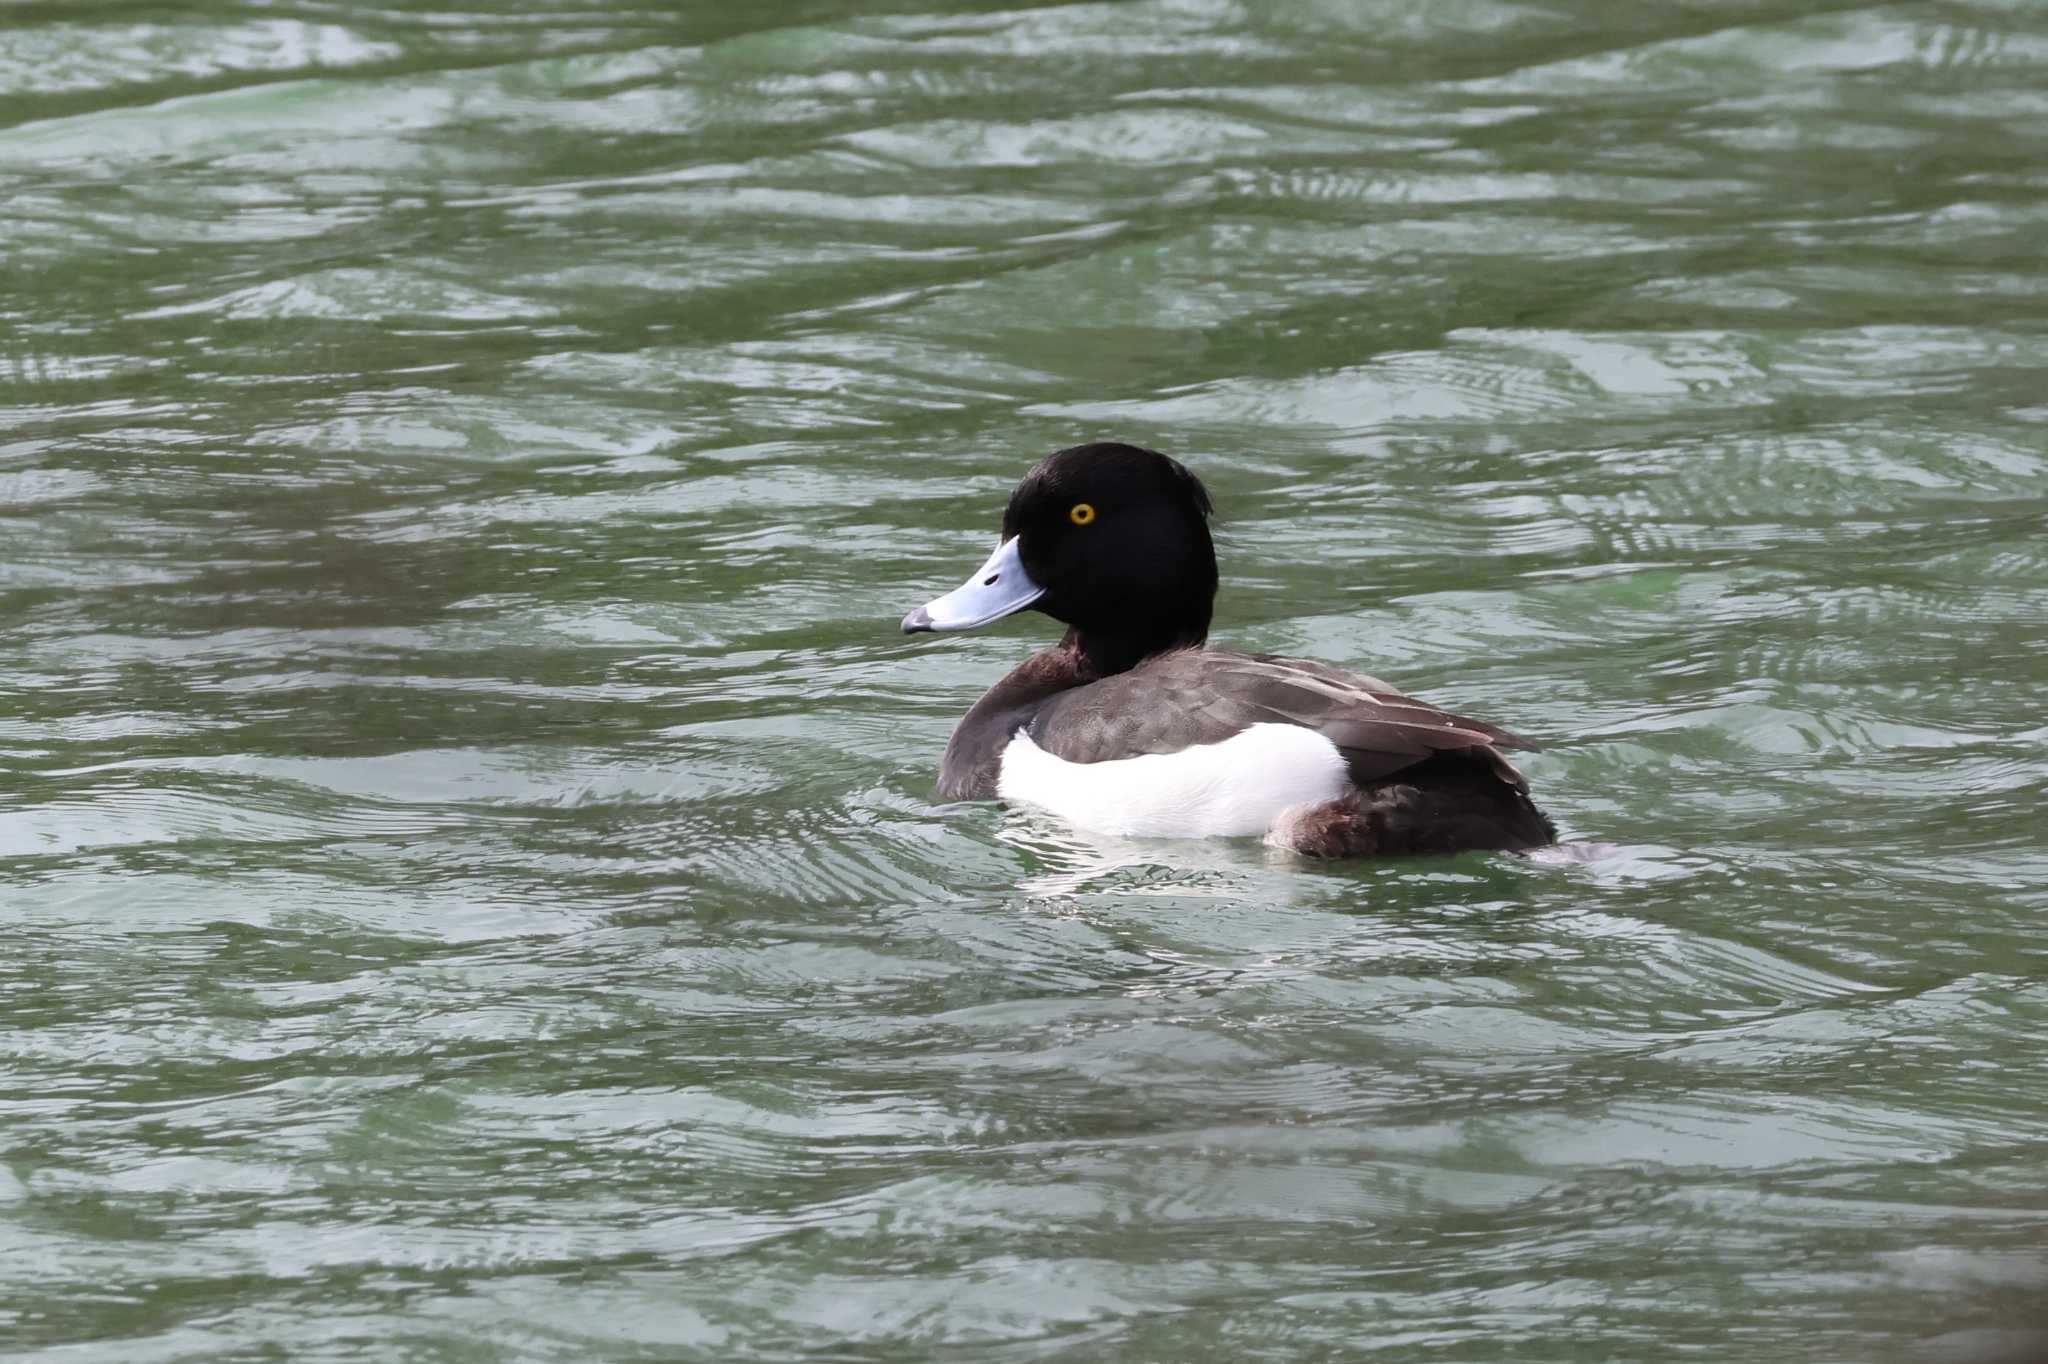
1069, 502, 1096, 526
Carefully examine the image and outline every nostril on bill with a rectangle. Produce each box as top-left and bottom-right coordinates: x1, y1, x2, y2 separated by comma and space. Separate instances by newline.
983, 575, 999, 585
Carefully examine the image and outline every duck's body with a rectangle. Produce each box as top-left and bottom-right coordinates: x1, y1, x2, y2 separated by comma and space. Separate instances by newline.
903, 443, 1556, 858
939, 642, 1553, 857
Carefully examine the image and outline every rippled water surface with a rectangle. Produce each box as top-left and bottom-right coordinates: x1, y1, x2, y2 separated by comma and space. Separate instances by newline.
6, 2, 2048, 1359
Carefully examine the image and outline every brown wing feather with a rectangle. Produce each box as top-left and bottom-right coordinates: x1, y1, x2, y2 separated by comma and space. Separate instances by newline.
1026, 648, 1537, 793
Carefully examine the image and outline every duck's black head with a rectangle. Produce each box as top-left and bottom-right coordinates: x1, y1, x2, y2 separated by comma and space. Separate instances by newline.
902, 442, 1217, 673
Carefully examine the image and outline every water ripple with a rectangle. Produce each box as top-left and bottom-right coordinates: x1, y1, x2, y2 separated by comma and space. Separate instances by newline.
6, 0, 2048, 1357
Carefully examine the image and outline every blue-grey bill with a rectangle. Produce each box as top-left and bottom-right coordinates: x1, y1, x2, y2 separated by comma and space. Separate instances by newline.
901, 536, 1044, 633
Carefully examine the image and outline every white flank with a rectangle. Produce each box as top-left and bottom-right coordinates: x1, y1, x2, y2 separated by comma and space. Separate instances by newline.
996, 722, 1349, 839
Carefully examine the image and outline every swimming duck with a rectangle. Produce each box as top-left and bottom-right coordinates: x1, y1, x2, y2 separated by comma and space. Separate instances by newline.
901, 443, 1556, 857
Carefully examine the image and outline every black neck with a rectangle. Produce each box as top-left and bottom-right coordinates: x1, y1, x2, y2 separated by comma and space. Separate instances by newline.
1062, 619, 1207, 677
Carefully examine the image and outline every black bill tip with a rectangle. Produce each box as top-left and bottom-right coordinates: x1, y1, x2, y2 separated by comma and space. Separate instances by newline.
900, 606, 934, 635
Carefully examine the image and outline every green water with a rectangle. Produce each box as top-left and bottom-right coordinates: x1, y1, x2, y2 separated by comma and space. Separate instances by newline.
5, 2, 2048, 1359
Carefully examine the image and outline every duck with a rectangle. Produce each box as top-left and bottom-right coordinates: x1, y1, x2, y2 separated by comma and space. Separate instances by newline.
900, 442, 1557, 858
